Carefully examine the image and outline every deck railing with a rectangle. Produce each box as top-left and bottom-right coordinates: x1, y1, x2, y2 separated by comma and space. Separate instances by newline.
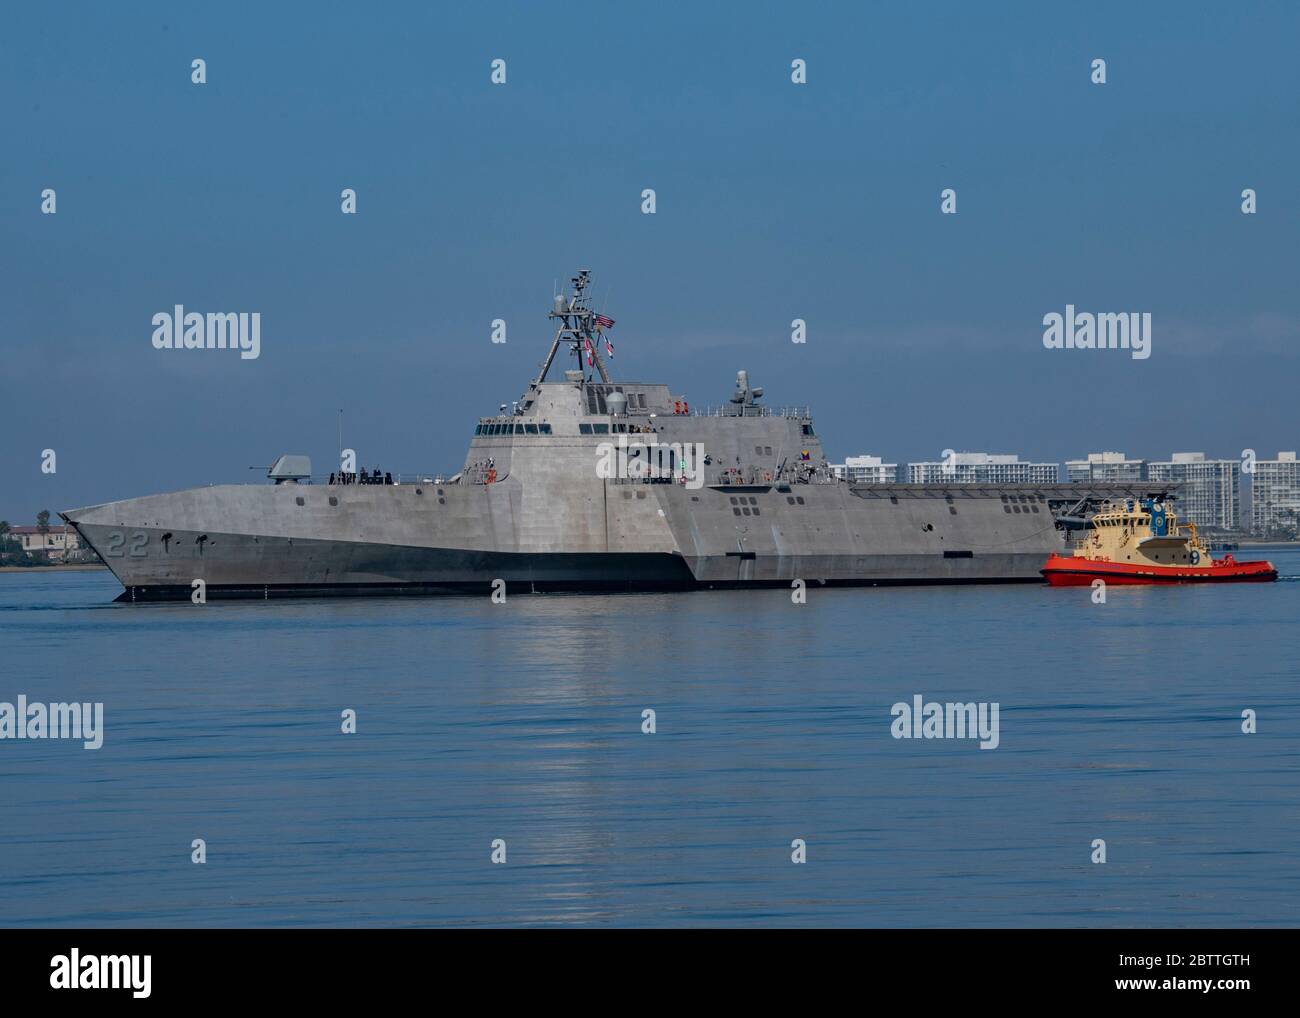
690, 405, 812, 419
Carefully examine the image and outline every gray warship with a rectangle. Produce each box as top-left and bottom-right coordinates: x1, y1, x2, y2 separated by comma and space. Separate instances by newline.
63, 269, 1174, 601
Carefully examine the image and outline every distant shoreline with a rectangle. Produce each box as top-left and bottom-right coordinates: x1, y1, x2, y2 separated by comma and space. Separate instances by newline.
0, 564, 109, 573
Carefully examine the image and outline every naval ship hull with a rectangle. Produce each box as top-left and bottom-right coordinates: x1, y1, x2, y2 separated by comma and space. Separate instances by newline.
61, 480, 1165, 602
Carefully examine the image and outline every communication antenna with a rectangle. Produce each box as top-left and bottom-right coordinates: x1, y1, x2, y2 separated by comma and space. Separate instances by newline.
534, 268, 610, 386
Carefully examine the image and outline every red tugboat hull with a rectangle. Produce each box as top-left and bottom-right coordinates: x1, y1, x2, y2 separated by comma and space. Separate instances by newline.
1041, 553, 1278, 586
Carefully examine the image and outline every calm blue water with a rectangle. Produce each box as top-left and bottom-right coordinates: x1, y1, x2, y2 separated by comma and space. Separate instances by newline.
2, 554, 1299, 928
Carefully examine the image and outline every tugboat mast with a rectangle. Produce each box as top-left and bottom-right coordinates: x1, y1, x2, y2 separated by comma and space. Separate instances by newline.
535, 268, 610, 386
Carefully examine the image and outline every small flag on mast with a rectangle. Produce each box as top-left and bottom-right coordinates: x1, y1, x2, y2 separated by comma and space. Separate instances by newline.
604, 337, 614, 358
594, 314, 615, 330
583, 338, 594, 366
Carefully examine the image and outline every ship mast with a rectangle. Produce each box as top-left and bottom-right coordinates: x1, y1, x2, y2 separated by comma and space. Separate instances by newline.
535, 268, 610, 386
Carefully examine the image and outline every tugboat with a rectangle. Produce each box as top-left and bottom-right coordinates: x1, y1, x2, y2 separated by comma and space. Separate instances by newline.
1042, 498, 1276, 585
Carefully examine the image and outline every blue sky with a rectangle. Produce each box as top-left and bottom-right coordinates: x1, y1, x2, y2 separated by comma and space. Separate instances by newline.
2, 1, 1298, 521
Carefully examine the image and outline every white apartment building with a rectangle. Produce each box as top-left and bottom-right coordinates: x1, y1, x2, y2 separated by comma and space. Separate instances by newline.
1146, 453, 1240, 532
830, 454, 898, 484
1249, 451, 1300, 535
1065, 451, 1145, 483
907, 452, 1060, 485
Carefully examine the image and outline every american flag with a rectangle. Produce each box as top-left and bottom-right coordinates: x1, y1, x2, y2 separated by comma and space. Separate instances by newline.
593, 314, 615, 330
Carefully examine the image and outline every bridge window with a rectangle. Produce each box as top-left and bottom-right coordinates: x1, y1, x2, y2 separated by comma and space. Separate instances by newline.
593, 424, 610, 434
540, 424, 552, 434
579, 423, 593, 435
525, 424, 538, 435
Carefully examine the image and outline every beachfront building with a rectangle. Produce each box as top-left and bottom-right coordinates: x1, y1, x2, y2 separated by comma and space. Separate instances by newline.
7, 524, 82, 561
1065, 451, 1145, 483
907, 452, 1059, 485
1146, 453, 1240, 532
830, 454, 898, 484
1249, 451, 1300, 536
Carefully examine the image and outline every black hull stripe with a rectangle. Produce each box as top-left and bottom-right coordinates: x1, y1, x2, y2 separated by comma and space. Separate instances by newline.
115, 575, 1046, 602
